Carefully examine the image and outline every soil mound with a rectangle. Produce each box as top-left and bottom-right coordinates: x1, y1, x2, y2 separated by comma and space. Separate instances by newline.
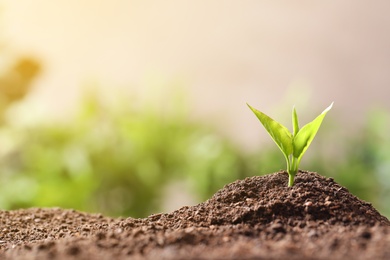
204, 170, 390, 226
0, 171, 389, 259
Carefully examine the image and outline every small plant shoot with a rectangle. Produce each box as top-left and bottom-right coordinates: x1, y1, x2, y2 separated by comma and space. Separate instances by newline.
247, 102, 333, 187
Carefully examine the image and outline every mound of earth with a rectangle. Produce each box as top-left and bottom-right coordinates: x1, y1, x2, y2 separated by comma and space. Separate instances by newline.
0, 171, 389, 259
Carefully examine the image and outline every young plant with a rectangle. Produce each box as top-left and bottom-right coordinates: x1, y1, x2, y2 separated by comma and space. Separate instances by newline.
247, 102, 333, 187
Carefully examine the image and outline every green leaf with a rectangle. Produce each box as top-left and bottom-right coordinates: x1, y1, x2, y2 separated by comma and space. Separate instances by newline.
247, 104, 293, 158
293, 102, 333, 161
292, 106, 299, 137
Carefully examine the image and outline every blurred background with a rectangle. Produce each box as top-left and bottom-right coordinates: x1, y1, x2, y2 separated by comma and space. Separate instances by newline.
0, 1, 389, 218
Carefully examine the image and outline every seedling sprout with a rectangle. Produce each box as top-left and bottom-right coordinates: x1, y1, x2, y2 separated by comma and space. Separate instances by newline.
247, 102, 333, 187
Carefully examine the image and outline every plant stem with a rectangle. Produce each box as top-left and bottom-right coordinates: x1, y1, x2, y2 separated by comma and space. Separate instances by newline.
288, 173, 295, 187
288, 156, 299, 187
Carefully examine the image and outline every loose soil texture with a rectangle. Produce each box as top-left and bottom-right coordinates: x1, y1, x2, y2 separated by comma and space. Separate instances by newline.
0, 171, 389, 259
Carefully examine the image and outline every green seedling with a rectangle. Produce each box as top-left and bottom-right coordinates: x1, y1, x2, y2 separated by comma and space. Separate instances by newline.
247, 102, 333, 187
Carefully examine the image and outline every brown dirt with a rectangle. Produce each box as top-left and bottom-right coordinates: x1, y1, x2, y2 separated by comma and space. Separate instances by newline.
0, 170, 389, 259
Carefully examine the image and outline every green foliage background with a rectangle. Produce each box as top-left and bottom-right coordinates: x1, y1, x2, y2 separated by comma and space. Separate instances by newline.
0, 87, 253, 217
0, 55, 389, 219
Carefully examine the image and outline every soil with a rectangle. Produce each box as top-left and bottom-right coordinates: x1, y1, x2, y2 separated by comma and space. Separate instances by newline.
0, 170, 389, 260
